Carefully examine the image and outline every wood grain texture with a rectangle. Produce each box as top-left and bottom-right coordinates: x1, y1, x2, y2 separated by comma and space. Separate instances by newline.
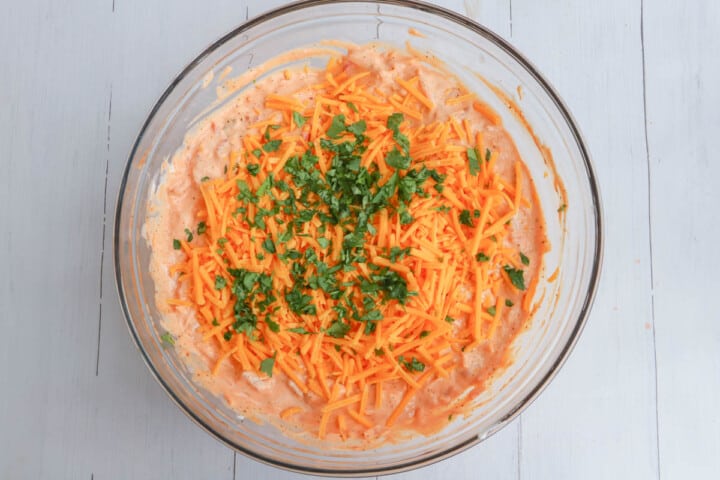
1, 0, 715, 478
510, 1, 660, 478
643, 1, 720, 478
0, 2, 112, 478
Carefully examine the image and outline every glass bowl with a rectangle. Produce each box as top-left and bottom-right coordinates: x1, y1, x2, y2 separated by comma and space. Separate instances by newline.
114, 0, 602, 476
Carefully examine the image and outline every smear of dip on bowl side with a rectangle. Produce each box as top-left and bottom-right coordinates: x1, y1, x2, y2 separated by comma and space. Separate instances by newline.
145, 42, 548, 447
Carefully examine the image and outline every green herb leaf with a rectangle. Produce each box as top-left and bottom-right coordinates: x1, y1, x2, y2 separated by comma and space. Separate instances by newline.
327, 114, 346, 138
385, 147, 411, 169
387, 113, 404, 131
374, 347, 385, 356
259, 352, 277, 377
466, 148, 480, 176
445, 315, 455, 323
419, 330, 430, 338
265, 317, 280, 333
214, 275, 227, 290
503, 265, 526, 290
435, 205, 451, 213
487, 306, 497, 316
485, 148, 492, 162
252, 148, 263, 158
212, 318, 220, 326
262, 237, 276, 254
247, 163, 260, 176
475, 252, 489, 262
223, 331, 233, 341
184, 228, 194, 242
520, 252, 530, 266
325, 320, 350, 338
201, 176, 210, 182
505, 299, 514, 307
347, 120, 367, 135
160, 332, 175, 346
292, 111, 306, 127
347, 102, 358, 113
287, 327, 311, 335
173, 239, 181, 250
389, 246, 411, 262
459, 209, 474, 227
398, 355, 425, 372
317, 237, 330, 249
217, 237, 228, 246
263, 139, 282, 152
197, 221, 207, 235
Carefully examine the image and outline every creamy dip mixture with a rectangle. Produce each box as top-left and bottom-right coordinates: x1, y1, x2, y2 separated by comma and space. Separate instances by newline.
145, 43, 547, 447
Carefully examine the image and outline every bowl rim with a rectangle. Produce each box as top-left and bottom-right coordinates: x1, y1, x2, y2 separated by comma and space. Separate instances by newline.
113, 0, 604, 476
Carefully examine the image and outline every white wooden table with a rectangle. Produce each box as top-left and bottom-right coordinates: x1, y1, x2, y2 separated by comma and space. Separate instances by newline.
2, 1, 718, 478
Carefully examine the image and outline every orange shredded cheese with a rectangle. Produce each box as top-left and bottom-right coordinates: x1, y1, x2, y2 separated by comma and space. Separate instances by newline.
163, 48, 544, 441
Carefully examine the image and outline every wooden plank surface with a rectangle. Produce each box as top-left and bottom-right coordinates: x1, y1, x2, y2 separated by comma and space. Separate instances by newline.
0, 0, 715, 478
509, 1, 660, 478
643, 1, 720, 478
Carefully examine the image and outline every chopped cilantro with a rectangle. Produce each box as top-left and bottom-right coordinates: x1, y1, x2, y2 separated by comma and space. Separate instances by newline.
200, 176, 210, 182
265, 317, 280, 333
259, 352, 276, 377
327, 114, 346, 138
211, 318, 220, 326
504, 265, 526, 290
197, 221, 207, 235
485, 148, 492, 162
317, 237, 330, 249
347, 102, 358, 113
347, 120, 367, 135
262, 237, 276, 254
292, 111, 306, 127
217, 237, 228, 247
247, 163, 260, 176
325, 320, 350, 338
387, 113, 404, 131
487, 306, 497, 316
475, 252, 490, 262
374, 347, 385, 356
520, 252, 530, 265
184, 228, 194, 242
389, 246, 411, 262
223, 331, 233, 341
214, 275, 226, 290
459, 209, 474, 227
419, 330, 430, 338
160, 332, 175, 346
386, 147, 410, 170
435, 205, 451, 213
252, 148, 262, 158
505, 299, 514, 307
445, 315, 455, 323
287, 326, 311, 335
466, 148, 480, 175
173, 239, 181, 250
398, 355, 425, 372
263, 139, 282, 152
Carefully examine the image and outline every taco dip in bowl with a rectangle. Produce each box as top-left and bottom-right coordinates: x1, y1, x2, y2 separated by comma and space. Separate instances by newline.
115, 0, 602, 476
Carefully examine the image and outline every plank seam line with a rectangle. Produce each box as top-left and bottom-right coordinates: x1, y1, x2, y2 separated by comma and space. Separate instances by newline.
509, 0, 513, 37
640, 1, 661, 478
517, 416, 522, 480
96, 84, 112, 377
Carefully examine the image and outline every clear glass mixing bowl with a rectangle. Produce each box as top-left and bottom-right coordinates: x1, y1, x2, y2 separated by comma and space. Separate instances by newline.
114, 0, 603, 475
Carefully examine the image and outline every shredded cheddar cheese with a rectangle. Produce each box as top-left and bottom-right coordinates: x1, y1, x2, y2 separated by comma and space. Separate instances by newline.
163, 48, 543, 440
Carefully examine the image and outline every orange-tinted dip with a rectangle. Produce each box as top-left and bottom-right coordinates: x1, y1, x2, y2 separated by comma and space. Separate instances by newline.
146, 43, 547, 447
